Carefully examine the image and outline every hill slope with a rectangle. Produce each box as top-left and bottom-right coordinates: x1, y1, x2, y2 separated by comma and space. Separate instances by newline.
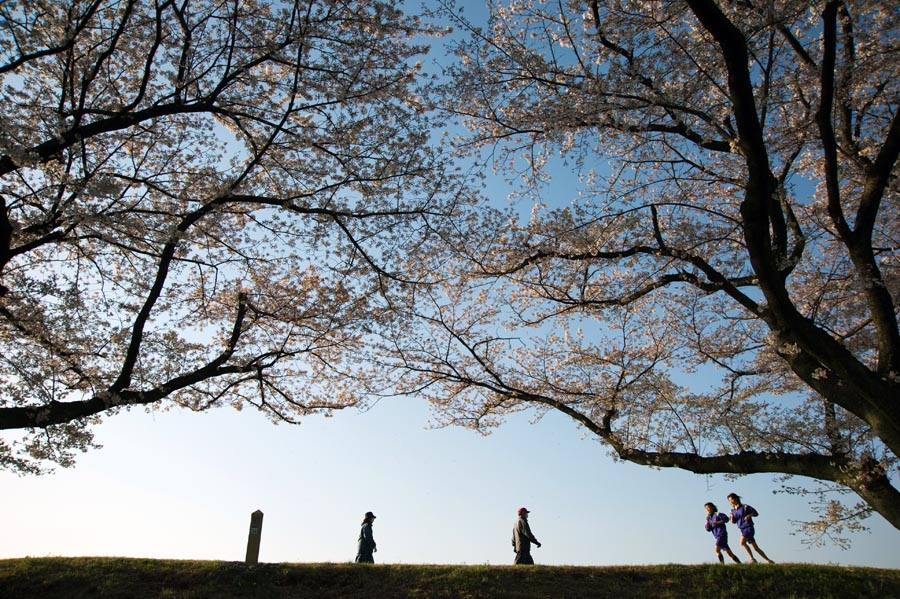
1, 557, 899, 599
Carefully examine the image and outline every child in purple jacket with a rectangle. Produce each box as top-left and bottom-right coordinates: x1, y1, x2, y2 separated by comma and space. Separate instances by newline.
705, 502, 741, 564
727, 493, 775, 563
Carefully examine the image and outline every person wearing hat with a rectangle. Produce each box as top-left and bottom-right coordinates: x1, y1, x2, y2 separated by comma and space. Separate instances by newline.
512, 507, 541, 565
355, 511, 377, 563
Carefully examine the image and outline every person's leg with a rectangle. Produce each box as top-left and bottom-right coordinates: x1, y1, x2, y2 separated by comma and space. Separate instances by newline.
724, 546, 741, 563
750, 542, 775, 563
514, 550, 534, 565
740, 536, 757, 562
715, 545, 724, 563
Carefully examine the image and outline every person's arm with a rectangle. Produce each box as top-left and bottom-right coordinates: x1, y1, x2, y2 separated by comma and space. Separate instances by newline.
524, 520, 541, 546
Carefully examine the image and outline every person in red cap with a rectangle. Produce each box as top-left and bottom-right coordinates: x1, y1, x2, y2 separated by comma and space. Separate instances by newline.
512, 507, 541, 564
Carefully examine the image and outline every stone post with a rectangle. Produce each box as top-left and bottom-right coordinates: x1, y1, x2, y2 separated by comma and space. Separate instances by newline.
245, 509, 264, 565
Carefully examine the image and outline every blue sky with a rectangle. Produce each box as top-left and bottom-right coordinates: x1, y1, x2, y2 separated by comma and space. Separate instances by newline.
1, 397, 898, 567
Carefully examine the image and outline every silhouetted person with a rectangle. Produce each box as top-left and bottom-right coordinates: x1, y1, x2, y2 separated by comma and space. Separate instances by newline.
512, 507, 541, 565
355, 511, 377, 563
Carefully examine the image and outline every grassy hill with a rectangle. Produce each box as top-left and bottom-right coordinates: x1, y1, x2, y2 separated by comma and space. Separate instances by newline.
1, 557, 899, 599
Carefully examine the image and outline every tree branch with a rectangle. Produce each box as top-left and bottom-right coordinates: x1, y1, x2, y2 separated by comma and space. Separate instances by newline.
0, 294, 249, 430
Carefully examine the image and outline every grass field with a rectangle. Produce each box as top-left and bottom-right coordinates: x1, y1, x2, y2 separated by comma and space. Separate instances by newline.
1, 557, 899, 599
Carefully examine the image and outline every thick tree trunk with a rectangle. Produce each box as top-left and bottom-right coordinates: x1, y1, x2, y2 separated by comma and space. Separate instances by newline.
851, 472, 900, 532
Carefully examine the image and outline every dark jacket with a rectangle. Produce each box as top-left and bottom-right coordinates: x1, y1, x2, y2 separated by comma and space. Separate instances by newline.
358, 521, 376, 552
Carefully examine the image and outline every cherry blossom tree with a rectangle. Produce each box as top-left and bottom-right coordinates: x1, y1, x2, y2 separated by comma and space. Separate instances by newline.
394, 0, 900, 540
0, 0, 454, 472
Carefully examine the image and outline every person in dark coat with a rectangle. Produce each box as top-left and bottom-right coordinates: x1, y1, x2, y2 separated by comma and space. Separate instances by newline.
512, 507, 541, 565
355, 511, 377, 563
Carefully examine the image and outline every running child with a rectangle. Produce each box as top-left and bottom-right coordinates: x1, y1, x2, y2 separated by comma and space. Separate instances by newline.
727, 493, 775, 563
705, 502, 741, 564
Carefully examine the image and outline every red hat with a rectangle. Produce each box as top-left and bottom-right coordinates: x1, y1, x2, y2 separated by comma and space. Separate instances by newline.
517, 507, 529, 515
